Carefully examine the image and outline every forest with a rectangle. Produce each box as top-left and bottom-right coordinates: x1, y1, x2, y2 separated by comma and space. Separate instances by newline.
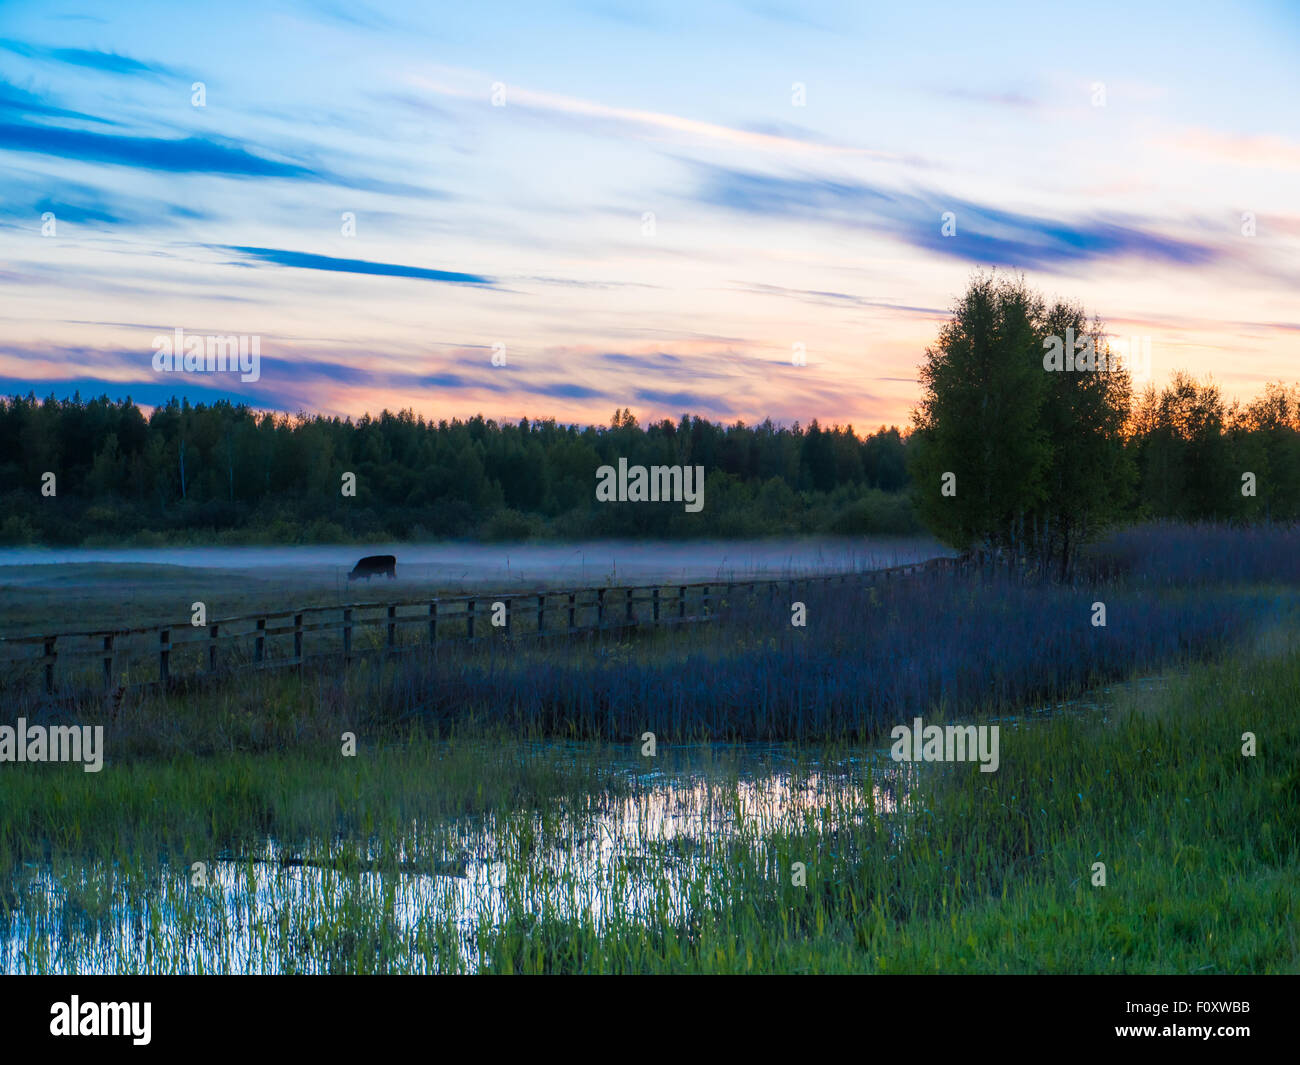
0, 367, 1297, 546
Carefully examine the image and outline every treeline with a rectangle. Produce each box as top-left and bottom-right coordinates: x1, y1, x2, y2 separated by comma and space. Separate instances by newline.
0, 398, 915, 544
910, 272, 1300, 577
3, 322, 1297, 549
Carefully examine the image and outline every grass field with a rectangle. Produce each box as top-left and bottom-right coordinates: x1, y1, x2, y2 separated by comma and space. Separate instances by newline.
0, 536, 945, 637
1, 524, 1296, 973
0, 562, 472, 638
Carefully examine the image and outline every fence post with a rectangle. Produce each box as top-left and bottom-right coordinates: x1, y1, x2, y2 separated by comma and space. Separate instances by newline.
466, 599, 475, 639
44, 637, 55, 695
537, 594, 545, 634
255, 618, 265, 663
652, 587, 660, 623
102, 634, 113, 693
386, 605, 396, 652
159, 628, 170, 685
703, 585, 710, 616
294, 613, 304, 666
343, 608, 353, 660
679, 586, 686, 619
568, 592, 576, 632
597, 588, 605, 627
626, 588, 634, 624
209, 623, 219, 673
429, 601, 437, 645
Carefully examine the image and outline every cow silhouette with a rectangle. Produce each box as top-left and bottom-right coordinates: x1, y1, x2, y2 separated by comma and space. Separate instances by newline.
348, 554, 397, 581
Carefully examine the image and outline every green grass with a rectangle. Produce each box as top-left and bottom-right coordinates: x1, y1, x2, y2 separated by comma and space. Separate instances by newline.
0, 735, 629, 868
477, 633, 1300, 973
2, 612, 1296, 973
0, 562, 475, 637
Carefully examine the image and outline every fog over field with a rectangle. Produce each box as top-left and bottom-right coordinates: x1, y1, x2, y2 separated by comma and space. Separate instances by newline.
0, 537, 949, 591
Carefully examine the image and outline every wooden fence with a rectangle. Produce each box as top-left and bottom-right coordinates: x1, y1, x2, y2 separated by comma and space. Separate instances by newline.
1, 557, 956, 698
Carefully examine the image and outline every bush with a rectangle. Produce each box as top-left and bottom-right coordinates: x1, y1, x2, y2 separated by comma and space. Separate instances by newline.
0, 514, 36, 545
481, 508, 538, 542
827, 490, 921, 535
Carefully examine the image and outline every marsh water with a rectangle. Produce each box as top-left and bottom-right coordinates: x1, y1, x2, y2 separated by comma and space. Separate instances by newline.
1, 677, 1144, 975
4, 742, 917, 974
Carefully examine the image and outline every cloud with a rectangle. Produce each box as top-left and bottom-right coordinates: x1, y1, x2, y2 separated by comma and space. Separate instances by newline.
735, 282, 948, 316
593, 348, 743, 383
1164, 127, 1300, 172
600, 352, 685, 371
527, 382, 607, 399
0, 119, 320, 178
0, 113, 433, 195
514, 276, 662, 291
0, 169, 222, 229
0, 375, 281, 409
0, 38, 181, 78
0, 76, 116, 123
694, 165, 1220, 270
216, 246, 495, 286
741, 2, 841, 32
633, 387, 734, 415
406, 73, 898, 161
932, 85, 1040, 109
32, 200, 124, 226
305, 0, 407, 32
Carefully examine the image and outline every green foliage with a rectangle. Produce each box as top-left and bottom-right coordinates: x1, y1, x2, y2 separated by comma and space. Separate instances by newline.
910, 274, 1300, 564
0, 394, 915, 543
1033, 300, 1135, 578
909, 272, 1052, 555
912, 273, 1161, 577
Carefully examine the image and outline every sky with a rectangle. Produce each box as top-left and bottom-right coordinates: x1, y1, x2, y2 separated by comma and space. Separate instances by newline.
1, 0, 1297, 430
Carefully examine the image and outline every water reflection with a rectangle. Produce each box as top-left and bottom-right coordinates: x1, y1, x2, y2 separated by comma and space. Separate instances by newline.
2, 748, 914, 974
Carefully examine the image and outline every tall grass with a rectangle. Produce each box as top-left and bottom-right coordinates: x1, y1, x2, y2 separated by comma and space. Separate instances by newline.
3, 523, 1297, 973
1082, 521, 1300, 586
5, 639, 1295, 973
380, 568, 1274, 740
476, 635, 1300, 973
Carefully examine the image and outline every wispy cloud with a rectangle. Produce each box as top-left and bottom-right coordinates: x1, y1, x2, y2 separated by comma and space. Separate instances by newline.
0, 170, 221, 229
934, 85, 1040, 109
0, 119, 320, 178
0, 76, 116, 123
406, 72, 898, 160
1164, 127, 1300, 172
0, 38, 181, 78
0, 374, 276, 408
694, 165, 1220, 270
0, 111, 434, 195
632, 387, 734, 415
734, 282, 948, 316
216, 246, 495, 286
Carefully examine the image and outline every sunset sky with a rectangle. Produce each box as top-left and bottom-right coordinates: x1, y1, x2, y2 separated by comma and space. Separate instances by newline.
2, 0, 1297, 430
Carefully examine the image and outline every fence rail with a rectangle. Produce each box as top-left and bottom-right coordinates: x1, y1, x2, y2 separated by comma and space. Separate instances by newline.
1, 557, 956, 698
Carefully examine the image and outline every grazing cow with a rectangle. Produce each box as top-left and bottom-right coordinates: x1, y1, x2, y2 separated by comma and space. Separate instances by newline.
348, 554, 397, 581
